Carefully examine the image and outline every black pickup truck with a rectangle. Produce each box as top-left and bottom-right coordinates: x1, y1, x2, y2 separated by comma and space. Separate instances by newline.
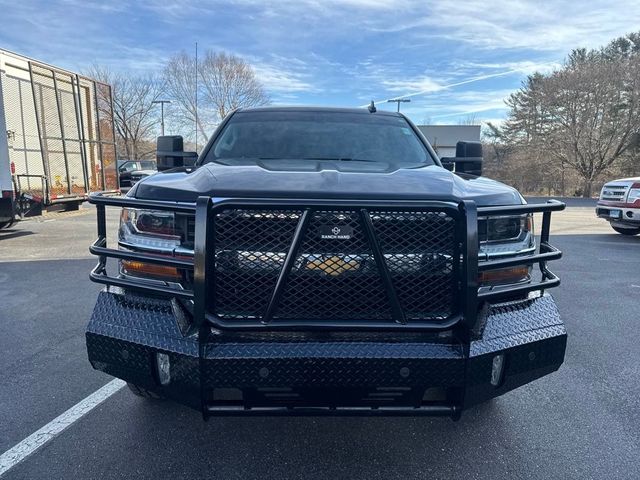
87, 106, 566, 419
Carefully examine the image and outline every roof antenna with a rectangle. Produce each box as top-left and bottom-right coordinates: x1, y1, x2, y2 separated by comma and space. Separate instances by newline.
368, 100, 376, 113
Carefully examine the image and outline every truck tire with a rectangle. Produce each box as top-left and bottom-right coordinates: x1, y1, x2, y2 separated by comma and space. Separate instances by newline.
126, 383, 165, 400
612, 226, 640, 236
64, 201, 81, 212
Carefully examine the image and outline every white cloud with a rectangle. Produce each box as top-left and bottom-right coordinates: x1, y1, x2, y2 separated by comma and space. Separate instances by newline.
252, 63, 316, 93
373, 0, 640, 53
381, 76, 443, 93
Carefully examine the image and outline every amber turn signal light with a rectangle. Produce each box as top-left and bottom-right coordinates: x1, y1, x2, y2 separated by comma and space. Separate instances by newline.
479, 266, 530, 285
121, 260, 182, 281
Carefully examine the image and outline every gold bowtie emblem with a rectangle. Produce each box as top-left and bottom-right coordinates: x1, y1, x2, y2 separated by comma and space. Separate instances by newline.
306, 256, 360, 276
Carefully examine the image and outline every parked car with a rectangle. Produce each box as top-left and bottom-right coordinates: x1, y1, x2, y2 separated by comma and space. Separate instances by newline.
117, 160, 157, 189
596, 177, 640, 235
86, 106, 566, 420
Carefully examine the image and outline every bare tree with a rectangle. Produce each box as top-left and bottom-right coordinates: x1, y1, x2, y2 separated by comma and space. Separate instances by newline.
457, 113, 481, 125
86, 66, 162, 160
162, 50, 269, 145
199, 51, 270, 120
162, 52, 212, 145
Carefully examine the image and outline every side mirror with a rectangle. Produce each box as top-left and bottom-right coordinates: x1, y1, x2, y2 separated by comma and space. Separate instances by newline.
440, 141, 483, 176
156, 136, 197, 171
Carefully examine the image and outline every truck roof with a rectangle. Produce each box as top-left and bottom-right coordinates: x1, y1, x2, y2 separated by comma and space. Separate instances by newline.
235, 106, 403, 117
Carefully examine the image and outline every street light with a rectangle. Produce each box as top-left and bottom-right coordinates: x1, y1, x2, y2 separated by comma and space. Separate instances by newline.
387, 98, 411, 112
152, 100, 171, 136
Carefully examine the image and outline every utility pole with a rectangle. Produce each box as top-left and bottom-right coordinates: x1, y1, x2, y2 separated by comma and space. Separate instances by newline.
387, 98, 411, 112
195, 41, 198, 153
152, 100, 171, 136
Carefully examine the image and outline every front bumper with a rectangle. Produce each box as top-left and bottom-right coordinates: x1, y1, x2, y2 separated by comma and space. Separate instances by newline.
87, 290, 566, 418
596, 205, 640, 225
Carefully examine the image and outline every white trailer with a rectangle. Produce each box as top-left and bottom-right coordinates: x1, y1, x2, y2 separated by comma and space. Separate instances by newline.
0, 49, 118, 226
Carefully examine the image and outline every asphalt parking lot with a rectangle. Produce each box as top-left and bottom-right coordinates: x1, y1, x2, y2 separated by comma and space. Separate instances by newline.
0, 198, 638, 479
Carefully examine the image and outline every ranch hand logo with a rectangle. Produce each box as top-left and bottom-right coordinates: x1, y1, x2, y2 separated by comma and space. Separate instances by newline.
319, 225, 353, 240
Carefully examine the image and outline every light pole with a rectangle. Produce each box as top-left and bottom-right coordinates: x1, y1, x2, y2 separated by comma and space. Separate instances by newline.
387, 98, 411, 112
152, 100, 171, 136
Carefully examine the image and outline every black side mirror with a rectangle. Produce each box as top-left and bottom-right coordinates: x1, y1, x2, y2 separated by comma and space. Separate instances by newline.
440, 141, 483, 176
156, 136, 197, 171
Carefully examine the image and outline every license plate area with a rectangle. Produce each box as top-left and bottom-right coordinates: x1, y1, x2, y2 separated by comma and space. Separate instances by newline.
609, 209, 622, 219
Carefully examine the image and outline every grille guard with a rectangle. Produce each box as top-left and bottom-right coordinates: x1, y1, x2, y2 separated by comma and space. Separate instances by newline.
89, 194, 565, 334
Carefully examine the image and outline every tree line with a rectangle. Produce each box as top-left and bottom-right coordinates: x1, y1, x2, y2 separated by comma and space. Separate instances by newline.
484, 32, 640, 197
87, 50, 269, 160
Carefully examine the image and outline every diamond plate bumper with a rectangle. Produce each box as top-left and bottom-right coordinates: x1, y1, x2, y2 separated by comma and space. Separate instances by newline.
86, 290, 566, 417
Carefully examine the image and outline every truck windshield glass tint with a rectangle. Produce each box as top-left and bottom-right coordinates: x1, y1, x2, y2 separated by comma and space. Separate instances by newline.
205, 111, 434, 167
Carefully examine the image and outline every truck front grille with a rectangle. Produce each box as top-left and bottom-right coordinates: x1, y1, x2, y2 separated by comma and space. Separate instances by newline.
600, 184, 629, 201
211, 207, 460, 324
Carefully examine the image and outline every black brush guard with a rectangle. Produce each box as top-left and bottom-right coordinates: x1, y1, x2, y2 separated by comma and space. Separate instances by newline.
88, 195, 565, 418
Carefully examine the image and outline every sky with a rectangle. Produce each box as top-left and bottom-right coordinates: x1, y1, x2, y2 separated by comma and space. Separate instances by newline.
1, 0, 639, 126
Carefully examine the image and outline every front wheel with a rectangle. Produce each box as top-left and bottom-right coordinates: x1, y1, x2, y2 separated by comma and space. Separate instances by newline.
64, 201, 81, 212
126, 383, 165, 400
612, 225, 640, 236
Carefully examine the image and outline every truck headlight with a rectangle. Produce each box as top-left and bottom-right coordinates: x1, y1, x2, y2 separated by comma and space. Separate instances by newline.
119, 208, 183, 281
119, 208, 180, 248
479, 214, 534, 286
628, 185, 640, 203
479, 214, 532, 242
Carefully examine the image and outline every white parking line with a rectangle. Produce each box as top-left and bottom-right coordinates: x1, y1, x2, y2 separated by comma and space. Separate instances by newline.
0, 379, 125, 477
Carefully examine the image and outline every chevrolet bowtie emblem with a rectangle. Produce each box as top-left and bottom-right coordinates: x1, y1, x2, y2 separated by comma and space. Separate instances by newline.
306, 256, 360, 276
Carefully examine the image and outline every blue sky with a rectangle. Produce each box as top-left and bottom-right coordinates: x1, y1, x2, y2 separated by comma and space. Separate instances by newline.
1, 0, 639, 125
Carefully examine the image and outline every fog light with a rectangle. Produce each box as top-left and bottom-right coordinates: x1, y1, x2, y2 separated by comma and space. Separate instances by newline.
490, 353, 505, 387
156, 352, 171, 386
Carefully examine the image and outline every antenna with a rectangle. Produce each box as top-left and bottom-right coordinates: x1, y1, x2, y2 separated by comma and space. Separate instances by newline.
195, 41, 198, 153
368, 100, 376, 113
387, 98, 411, 112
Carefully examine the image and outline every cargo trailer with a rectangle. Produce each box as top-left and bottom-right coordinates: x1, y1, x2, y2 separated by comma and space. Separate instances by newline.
0, 49, 118, 226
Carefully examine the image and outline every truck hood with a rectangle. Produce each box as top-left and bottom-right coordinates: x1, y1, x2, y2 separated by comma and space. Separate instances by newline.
131, 162, 524, 206
604, 177, 640, 185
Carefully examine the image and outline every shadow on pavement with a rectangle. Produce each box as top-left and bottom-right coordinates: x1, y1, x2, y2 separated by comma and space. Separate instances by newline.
0, 229, 34, 241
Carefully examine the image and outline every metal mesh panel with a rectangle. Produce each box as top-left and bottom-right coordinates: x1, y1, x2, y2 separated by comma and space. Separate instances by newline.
78, 77, 103, 190
95, 82, 117, 191
214, 209, 303, 319
277, 210, 392, 321
211, 207, 459, 323
369, 210, 457, 320
1, 69, 45, 197
56, 71, 86, 194
30, 64, 68, 196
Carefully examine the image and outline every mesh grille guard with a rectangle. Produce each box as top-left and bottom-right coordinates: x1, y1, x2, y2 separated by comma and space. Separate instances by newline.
88, 194, 565, 333
209, 203, 464, 327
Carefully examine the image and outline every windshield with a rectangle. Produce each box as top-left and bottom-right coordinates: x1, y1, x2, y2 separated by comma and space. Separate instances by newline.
139, 161, 156, 170
204, 111, 434, 168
